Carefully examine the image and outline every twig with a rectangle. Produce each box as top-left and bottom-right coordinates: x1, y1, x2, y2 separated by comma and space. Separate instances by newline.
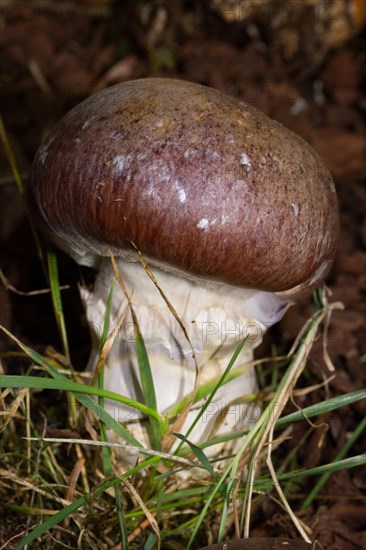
266, 424, 312, 541
0, 269, 69, 296
25, 436, 204, 469
243, 300, 343, 537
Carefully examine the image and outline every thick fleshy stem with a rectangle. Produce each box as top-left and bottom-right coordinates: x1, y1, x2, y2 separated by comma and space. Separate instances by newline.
80, 258, 288, 467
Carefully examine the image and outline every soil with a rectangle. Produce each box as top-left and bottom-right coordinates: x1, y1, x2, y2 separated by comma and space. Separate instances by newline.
0, 1, 365, 549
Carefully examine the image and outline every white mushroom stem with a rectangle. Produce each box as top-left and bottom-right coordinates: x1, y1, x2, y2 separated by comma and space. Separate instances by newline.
80, 258, 289, 464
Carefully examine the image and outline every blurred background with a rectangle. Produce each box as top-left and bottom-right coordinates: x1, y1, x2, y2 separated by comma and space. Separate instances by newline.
0, 1, 365, 547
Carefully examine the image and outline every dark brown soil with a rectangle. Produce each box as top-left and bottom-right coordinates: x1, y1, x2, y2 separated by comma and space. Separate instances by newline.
0, 1, 365, 548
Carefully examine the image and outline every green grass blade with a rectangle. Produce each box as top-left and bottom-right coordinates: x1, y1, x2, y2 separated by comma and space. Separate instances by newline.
98, 361, 112, 474
115, 484, 128, 549
175, 338, 248, 456
100, 281, 114, 352
95, 290, 129, 550
46, 246, 76, 426
174, 433, 217, 479
167, 362, 254, 421
109, 255, 162, 449
0, 374, 164, 428
301, 415, 366, 509
186, 466, 231, 549
218, 476, 237, 541
238, 450, 256, 534
0, 116, 25, 195
144, 534, 158, 550
132, 311, 161, 450
1, 503, 56, 516
47, 246, 70, 363
276, 389, 366, 428
0, 116, 45, 268
97, 282, 114, 475
279, 454, 366, 482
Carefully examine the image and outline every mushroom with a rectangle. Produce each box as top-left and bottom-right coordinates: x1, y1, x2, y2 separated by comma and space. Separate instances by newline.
28, 78, 338, 465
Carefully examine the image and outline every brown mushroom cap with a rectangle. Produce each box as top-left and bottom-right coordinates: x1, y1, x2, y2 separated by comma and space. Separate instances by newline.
28, 78, 338, 293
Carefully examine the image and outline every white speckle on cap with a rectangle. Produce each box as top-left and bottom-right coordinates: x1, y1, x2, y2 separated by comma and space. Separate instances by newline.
113, 155, 128, 174
235, 179, 249, 189
206, 149, 221, 160
150, 160, 171, 182
39, 149, 48, 164
197, 218, 217, 230
291, 203, 299, 217
259, 155, 267, 166
109, 130, 121, 140
299, 227, 309, 243
221, 214, 230, 224
197, 218, 209, 230
81, 120, 90, 131
184, 147, 198, 159
240, 153, 252, 167
173, 180, 187, 204
112, 155, 133, 182
178, 189, 186, 204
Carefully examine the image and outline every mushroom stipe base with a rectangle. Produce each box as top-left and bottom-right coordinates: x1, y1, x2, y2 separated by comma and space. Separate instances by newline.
80, 255, 288, 467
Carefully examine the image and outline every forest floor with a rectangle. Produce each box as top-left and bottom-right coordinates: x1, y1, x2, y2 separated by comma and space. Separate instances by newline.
0, 1, 365, 548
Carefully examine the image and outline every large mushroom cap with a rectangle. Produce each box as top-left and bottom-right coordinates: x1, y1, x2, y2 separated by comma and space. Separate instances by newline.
29, 78, 338, 293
